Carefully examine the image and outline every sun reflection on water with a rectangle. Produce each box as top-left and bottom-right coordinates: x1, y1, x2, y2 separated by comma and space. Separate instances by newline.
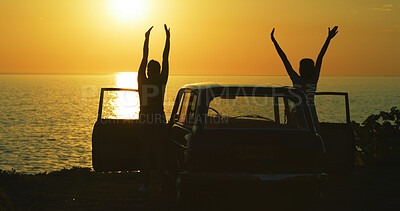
103, 72, 140, 119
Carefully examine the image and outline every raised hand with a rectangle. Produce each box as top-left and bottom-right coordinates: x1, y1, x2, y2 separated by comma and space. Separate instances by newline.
162, 24, 170, 83
328, 26, 338, 40
315, 26, 338, 76
271, 28, 275, 40
145, 26, 153, 38
164, 24, 170, 39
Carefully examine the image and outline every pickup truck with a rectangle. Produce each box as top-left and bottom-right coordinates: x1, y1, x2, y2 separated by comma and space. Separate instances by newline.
92, 83, 355, 209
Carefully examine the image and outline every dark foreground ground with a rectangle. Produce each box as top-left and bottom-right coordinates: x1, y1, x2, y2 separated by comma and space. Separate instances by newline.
1, 167, 399, 211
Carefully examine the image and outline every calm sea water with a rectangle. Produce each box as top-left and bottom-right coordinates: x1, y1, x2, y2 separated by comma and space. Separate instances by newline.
1, 74, 399, 174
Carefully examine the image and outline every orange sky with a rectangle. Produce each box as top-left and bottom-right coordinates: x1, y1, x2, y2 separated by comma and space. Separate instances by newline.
0, 0, 399, 76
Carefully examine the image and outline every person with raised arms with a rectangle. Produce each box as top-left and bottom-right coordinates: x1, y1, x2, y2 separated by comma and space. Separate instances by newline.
270, 26, 338, 132
137, 24, 170, 194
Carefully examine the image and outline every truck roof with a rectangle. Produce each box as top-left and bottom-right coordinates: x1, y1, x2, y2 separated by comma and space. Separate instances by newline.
181, 82, 296, 91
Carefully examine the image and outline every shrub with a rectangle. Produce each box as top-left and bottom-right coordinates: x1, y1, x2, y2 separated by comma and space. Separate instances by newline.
353, 107, 400, 170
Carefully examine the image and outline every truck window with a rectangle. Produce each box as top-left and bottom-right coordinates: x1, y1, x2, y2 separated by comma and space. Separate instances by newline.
178, 92, 191, 123
186, 94, 198, 126
206, 95, 307, 130
101, 90, 140, 120
277, 97, 286, 124
178, 91, 198, 126
172, 91, 184, 122
286, 97, 307, 130
315, 95, 347, 123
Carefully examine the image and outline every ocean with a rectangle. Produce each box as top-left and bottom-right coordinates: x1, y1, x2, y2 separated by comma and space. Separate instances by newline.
1, 74, 399, 174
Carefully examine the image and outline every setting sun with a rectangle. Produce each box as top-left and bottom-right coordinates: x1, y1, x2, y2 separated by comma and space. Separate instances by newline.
110, 0, 148, 21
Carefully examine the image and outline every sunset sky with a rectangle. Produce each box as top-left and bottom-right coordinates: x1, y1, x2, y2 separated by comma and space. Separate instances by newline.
0, 0, 399, 76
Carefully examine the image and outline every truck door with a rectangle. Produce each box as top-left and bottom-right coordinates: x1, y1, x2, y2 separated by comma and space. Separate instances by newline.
168, 89, 198, 172
315, 92, 355, 176
92, 88, 141, 172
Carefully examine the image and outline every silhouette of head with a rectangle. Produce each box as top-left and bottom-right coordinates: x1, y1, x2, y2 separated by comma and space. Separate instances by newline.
147, 60, 161, 80
299, 58, 315, 80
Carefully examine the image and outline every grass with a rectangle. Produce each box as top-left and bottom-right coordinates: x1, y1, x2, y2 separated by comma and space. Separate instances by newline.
1, 166, 399, 210
0, 167, 175, 210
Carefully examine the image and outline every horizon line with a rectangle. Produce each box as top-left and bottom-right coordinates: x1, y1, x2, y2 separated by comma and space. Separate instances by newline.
1, 72, 400, 77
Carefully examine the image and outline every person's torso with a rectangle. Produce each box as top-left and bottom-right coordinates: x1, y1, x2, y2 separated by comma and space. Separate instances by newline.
138, 78, 166, 114
292, 77, 318, 106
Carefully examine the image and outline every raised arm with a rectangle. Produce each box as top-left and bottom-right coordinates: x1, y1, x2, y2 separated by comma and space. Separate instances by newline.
270, 28, 298, 80
315, 26, 338, 78
161, 24, 170, 84
138, 26, 153, 82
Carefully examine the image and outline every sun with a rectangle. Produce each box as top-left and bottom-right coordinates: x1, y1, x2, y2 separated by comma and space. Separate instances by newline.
110, 0, 148, 21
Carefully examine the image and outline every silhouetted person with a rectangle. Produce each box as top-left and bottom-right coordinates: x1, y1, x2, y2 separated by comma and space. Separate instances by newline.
271, 26, 338, 132
137, 24, 170, 193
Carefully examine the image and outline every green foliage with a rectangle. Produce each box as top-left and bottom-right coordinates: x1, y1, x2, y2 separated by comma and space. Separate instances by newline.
352, 107, 400, 170
0, 168, 21, 176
